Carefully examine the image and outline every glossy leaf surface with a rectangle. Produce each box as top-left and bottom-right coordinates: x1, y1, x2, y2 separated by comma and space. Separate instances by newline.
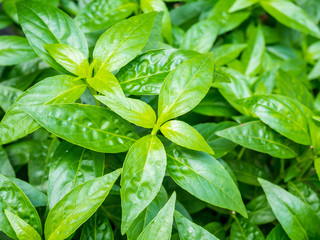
160, 120, 214, 154
166, 146, 247, 217
259, 178, 320, 240
17, 0, 88, 72
216, 121, 298, 158
93, 12, 157, 72
45, 169, 121, 240
24, 104, 139, 153
0, 76, 86, 146
120, 135, 166, 234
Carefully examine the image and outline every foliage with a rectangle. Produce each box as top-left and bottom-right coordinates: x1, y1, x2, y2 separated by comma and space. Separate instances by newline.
0, 0, 320, 239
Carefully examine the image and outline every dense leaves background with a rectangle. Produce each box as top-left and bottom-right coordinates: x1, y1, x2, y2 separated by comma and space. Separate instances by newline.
0, 0, 320, 239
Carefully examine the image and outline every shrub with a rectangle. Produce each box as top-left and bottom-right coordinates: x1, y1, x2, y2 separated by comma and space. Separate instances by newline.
0, 0, 320, 239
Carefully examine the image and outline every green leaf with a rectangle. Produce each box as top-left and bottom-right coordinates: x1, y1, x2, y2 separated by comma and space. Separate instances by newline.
0, 174, 42, 239
95, 95, 157, 129
47, 141, 105, 209
213, 67, 252, 115
212, 44, 247, 66
75, 0, 137, 33
266, 225, 289, 240
28, 138, 60, 193
120, 135, 166, 234
175, 211, 219, 240
224, 158, 272, 186
0, 146, 15, 177
229, 0, 259, 12
246, 195, 275, 225
160, 120, 214, 154
207, 0, 250, 34
0, 85, 22, 112
0, 75, 86, 145
260, 0, 320, 38
93, 12, 157, 73
288, 181, 320, 219
80, 211, 114, 240
241, 25, 265, 76
216, 121, 298, 158
194, 122, 238, 158
230, 217, 265, 240
127, 186, 168, 240
141, 0, 172, 45
258, 178, 320, 240
5, 210, 41, 240
45, 169, 121, 240
44, 44, 90, 77
137, 192, 176, 240
87, 68, 125, 100
237, 95, 312, 145
17, 0, 88, 73
0, 36, 37, 66
8, 177, 47, 208
181, 20, 219, 53
158, 54, 214, 124
117, 49, 199, 95
24, 104, 139, 153
166, 145, 247, 217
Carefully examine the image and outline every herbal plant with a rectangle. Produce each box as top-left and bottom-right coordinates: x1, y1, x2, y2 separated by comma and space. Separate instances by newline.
0, 0, 320, 239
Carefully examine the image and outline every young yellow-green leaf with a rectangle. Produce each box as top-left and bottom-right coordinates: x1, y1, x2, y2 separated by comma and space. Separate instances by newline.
241, 24, 265, 76
93, 12, 157, 73
75, 0, 137, 33
230, 217, 265, 240
24, 104, 139, 153
315, 158, 320, 181
260, 0, 320, 38
141, 0, 172, 45
237, 95, 312, 145
212, 44, 247, 66
80, 212, 113, 240
95, 95, 156, 128
47, 141, 104, 209
87, 68, 125, 99
175, 211, 219, 240
45, 169, 121, 240
117, 49, 199, 95
229, 0, 259, 12
158, 54, 214, 124
181, 19, 219, 53
266, 225, 289, 240
137, 192, 176, 240
5, 210, 41, 240
258, 178, 320, 240
0, 75, 86, 145
44, 44, 90, 77
17, 0, 88, 73
120, 135, 166, 234
0, 174, 42, 239
166, 146, 247, 217
0, 36, 37, 66
216, 121, 298, 158
160, 120, 214, 154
